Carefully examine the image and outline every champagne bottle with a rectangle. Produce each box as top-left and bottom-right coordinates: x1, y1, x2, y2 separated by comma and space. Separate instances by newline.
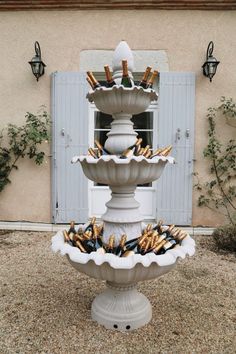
120, 146, 135, 159
88, 148, 98, 159
84, 217, 96, 234
143, 238, 152, 255
91, 227, 105, 254
68, 221, 76, 235
120, 138, 143, 159
86, 76, 95, 90
150, 148, 163, 159
115, 234, 127, 256
177, 231, 188, 241
122, 234, 148, 256
138, 66, 152, 89
94, 140, 110, 155
82, 231, 96, 253
75, 239, 87, 253
144, 149, 152, 158
123, 236, 139, 252
134, 138, 143, 155
160, 145, 172, 156
152, 239, 167, 255
147, 70, 159, 89
78, 227, 84, 237
121, 60, 132, 88
153, 219, 164, 233
106, 235, 116, 254
144, 223, 153, 232
142, 145, 151, 156
63, 230, 72, 245
87, 71, 101, 89
104, 65, 116, 87
137, 147, 145, 156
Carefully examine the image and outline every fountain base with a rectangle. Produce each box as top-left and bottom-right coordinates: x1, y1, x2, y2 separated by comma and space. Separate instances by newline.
91, 281, 152, 331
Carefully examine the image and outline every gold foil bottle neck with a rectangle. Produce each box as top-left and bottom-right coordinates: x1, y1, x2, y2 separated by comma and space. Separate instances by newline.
122, 60, 128, 77
86, 76, 94, 89
160, 145, 172, 156
135, 138, 143, 146
94, 139, 103, 150
75, 240, 86, 253
63, 230, 70, 242
150, 148, 163, 158
108, 235, 115, 248
104, 65, 113, 82
88, 148, 97, 158
141, 66, 152, 82
83, 230, 92, 239
91, 217, 96, 225
120, 234, 127, 248
93, 224, 100, 237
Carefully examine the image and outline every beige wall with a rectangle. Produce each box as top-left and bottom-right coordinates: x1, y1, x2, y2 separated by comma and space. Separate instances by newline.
0, 10, 235, 225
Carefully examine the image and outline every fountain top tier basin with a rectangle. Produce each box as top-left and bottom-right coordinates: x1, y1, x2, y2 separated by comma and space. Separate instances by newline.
87, 85, 158, 116
72, 155, 174, 186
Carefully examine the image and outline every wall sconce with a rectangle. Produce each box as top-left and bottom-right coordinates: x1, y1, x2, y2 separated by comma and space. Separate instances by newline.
28, 41, 46, 81
202, 41, 220, 82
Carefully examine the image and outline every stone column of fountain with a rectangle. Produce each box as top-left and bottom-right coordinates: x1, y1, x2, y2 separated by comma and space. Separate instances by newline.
52, 41, 195, 332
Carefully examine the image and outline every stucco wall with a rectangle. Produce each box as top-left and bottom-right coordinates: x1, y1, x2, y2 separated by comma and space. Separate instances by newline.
0, 10, 235, 225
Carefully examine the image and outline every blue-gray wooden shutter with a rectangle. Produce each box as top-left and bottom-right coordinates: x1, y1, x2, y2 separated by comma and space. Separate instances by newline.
156, 72, 195, 225
51, 72, 89, 223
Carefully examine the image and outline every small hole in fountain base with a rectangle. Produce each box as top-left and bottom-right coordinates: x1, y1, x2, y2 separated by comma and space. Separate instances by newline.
126, 325, 131, 330
113, 324, 118, 329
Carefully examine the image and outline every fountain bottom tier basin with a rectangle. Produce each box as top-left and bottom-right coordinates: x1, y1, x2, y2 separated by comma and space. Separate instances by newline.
52, 230, 195, 331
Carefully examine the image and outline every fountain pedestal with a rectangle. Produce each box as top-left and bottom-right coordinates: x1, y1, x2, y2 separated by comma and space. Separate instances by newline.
91, 282, 152, 331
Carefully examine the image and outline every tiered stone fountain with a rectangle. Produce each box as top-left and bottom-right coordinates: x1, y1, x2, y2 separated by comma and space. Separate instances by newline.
52, 41, 195, 332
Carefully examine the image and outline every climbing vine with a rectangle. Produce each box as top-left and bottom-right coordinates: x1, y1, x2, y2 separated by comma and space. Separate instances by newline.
0, 109, 50, 192
194, 97, 236, 226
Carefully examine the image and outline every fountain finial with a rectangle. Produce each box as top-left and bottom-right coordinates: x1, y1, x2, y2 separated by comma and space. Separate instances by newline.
112, 40, 134, 81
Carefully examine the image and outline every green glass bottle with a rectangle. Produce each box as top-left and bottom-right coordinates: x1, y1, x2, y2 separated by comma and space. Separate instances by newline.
104, 65, 116, 87
121, 60, 132, 88
138, 66, 152, 89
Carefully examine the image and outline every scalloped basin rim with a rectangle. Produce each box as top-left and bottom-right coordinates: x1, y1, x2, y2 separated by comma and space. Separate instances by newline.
51, 231, 195, 270
71, 155, 175, 165
86, 85, 158, 103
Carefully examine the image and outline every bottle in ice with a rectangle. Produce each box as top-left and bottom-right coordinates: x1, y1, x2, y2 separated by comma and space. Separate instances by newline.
104, 65, 116, 87
94, 139, 110, 155
115, 234, 127, 256
138, 66, 152, 89
88, 147, 98, 159
68, 221, 76, 235
147, 70, 159, 89
84, 217, 96, 234
120, 138, 143, 159
121, 60, 132, 87
106, 235, 116, 254
87, 71, 102, 89
82, 231, 96, 253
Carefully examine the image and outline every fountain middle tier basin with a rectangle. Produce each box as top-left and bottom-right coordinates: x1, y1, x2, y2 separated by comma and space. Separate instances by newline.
71, 155, 174, 186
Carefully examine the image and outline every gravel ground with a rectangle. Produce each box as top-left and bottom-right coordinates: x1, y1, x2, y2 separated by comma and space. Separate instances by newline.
0, 231, 235, 354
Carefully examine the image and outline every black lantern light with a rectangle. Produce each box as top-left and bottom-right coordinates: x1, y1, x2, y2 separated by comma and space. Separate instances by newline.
202, 41, 220, 82
28, 41, 46, 81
